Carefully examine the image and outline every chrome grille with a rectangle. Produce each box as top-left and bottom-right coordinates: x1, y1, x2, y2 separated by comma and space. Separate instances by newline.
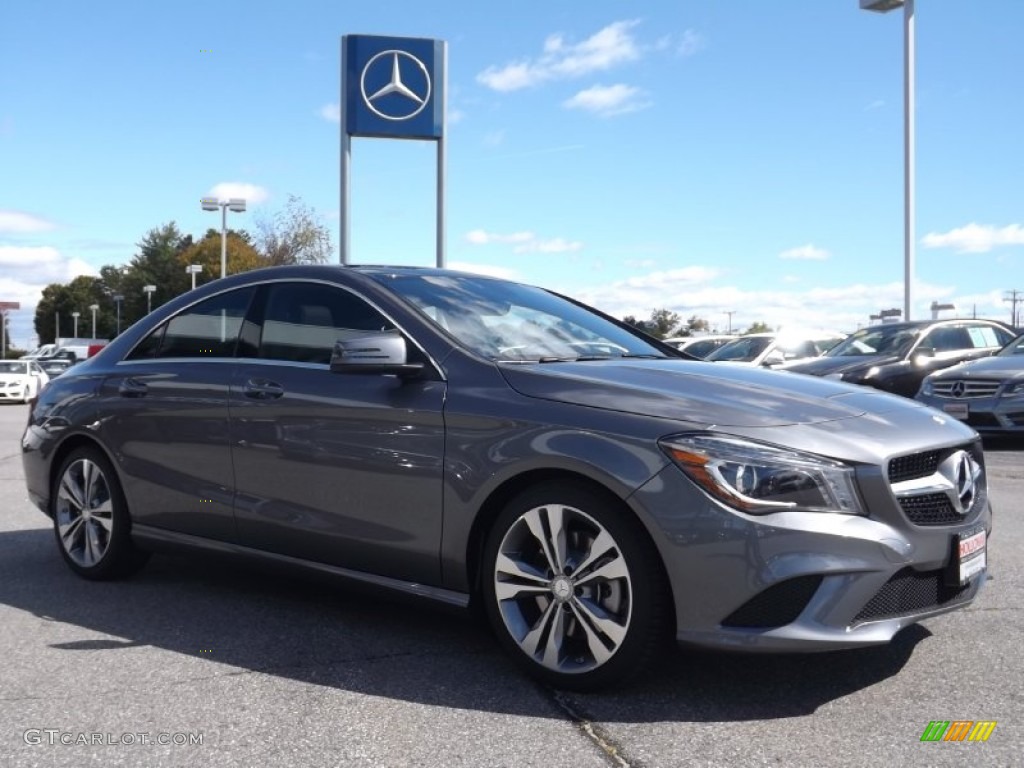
931, 379, 1001, 398
887, 443, 986, 527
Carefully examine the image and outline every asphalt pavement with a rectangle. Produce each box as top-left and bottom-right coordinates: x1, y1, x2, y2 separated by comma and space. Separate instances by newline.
0, 402, 1021, 767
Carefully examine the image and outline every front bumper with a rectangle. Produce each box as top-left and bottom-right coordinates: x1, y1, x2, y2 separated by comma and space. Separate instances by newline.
917, 393, 1024, 434
630, 458, 991, 652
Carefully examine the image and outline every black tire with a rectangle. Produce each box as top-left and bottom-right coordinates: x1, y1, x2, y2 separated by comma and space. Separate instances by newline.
51, 447, 150, 580
481, 482, 671, 691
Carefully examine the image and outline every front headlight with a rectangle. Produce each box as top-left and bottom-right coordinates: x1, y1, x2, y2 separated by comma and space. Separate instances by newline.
660, 434, 864, 515
824, 373, 845, 381
1004, 381, 1024, 397
919, 378, 934, 396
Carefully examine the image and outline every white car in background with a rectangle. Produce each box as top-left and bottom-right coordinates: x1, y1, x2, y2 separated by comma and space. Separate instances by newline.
0, 360, 50, 403
705, 330, 846, 368
663, 334, 737, 359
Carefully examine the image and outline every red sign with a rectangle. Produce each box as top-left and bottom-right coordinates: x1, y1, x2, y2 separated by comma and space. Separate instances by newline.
0, 302, 19, 310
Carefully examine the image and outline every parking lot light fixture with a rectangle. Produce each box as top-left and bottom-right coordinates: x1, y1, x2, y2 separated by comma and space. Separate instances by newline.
71, 311, 80, 337
201, 196, 247, 279
860, 0, 914, 321
143, 285, 156, 314
89, 304, 99, 339
113, 294, 124, 336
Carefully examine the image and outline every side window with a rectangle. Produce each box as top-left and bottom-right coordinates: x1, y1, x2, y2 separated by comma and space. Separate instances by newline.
126, 323, 166, 360
259, 282, 393, 365
966, 324, 1012, 349
924, 327, 971, 352
154, 287, 256, 359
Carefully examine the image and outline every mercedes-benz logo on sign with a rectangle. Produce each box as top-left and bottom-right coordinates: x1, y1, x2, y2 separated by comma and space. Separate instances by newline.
360, 50, 431, 121
950, 381, 966, 398
942, 450, 981, 515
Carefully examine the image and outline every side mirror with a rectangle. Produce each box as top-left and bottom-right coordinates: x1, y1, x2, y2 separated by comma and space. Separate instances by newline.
912, 346, 935, 365
329, 330, 424, 378
762, 350, 786, 367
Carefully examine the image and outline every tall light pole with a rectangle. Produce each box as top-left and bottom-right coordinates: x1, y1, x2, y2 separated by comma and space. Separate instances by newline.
861, 0, 915, 321
143, 285, 156, 314
724, 310, 735, 334
200, 197, 246, 278
71, 311, 80, 337
113, 294, 124, 336
89, 304, 99, 339
186, 264, 203, 290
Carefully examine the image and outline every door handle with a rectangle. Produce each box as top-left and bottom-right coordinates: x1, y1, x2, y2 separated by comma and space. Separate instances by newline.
243, 379, 284, 400
118, 378, 148, 398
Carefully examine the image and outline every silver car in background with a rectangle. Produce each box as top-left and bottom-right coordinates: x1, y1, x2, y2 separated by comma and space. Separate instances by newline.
917, 332, 1024, 434
22, 266, 991, 690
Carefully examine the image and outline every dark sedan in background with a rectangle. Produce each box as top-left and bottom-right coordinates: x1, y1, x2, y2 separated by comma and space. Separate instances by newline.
781, 319, 1016, 398
917, 332, 1024, 434
21, 266, 992, 690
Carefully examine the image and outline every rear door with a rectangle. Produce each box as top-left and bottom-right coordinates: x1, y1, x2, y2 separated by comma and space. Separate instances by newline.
97, 287, 256, 541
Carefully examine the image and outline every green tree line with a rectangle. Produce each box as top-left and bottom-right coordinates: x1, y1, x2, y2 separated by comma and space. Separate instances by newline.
33, 196, 332, 345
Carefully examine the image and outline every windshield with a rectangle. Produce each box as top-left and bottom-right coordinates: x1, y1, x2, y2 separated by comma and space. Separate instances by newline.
825, 326, 920, 357
705, 336, 773, 362
374, 273, 670, 362
998, 334, 1024, 356
0, 362, 28, 374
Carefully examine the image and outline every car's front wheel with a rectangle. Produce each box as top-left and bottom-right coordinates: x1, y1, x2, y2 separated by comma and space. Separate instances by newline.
51, 447, 149, 580
482, 483, 671, 691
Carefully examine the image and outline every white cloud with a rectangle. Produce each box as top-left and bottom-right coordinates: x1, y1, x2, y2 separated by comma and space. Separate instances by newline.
677, 29, 705, 57
465, 230, 535, 245
0, 210, 56, 233
207, 182, 270, 205
921, 223, 1024, 253
563, 84, 651, 117
477, 19, 642, 92
319, 103, 341, 123
514, 237, 583, 254
625, 258, 658, 269
447, 261, 521, 280
779, 244, 830, 261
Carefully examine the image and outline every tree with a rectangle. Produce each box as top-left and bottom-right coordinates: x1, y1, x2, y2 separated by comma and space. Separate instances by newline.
255, 195, 334, 265
622, 315, 652, 333
744, 321, 773, 335
648, 308, 682, 339
178, 228, 269, 287
686, 315, 710, 334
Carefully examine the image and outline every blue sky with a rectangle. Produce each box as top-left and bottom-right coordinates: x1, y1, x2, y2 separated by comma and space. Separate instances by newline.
2, 0, 1023, 348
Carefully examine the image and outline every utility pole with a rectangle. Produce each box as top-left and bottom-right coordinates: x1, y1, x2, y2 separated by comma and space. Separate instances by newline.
724, 310, 735, 334
1004, 290, 1022, 328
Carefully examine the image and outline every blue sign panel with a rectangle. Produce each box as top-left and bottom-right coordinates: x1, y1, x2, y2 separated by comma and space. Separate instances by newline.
343, 35, 445, 140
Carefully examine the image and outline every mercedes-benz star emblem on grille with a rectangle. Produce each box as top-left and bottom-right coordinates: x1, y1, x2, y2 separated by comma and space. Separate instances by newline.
360, 50, 431, 121
950, 381, 966, 398
945, 450, 980, 515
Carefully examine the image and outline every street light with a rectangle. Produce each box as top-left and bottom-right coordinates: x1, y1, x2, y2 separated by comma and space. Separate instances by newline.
89, 304, 99, 339
71, 311, 80, 337
861, 0, 915, 320
113, 294, 124, 336
186, 264, 204, 290
201, 196, 246, 279
143, 284, 156, 314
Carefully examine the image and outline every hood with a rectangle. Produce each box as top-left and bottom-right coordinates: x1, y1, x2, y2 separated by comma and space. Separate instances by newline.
499, 358, 925, 429
928, 355, 1024, 380
779, 355, 903, 376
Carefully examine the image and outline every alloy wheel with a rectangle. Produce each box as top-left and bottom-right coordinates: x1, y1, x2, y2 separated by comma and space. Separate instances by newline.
55, 458, 115, 568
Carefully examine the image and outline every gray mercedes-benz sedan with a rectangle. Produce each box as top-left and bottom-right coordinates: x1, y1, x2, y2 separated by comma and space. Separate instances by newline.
22, 265, 991, 690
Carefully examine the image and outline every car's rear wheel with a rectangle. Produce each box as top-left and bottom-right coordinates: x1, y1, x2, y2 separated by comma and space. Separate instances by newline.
51, 447, 149, 580
482, 483, 670, 691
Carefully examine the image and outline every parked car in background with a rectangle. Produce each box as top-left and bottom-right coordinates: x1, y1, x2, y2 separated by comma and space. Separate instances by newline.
22, 265, 991, 690
663, 334, 736, 359
781, 319, 1016, 398
916, 332, 1024, 434
0, 359, 49, 403
38, 359, 77, 379
704, 330, 845, 368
